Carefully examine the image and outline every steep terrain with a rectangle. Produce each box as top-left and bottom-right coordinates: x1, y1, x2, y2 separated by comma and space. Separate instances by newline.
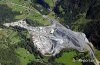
3, 17, 99, 65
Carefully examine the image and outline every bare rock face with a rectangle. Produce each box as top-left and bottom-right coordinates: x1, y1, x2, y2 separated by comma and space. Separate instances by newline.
3, 19, 93, 56
3, 18, 99, 65
30, 26, 91, 56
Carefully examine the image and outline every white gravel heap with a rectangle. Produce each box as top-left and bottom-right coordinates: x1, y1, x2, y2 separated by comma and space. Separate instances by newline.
3, 19, 99, 65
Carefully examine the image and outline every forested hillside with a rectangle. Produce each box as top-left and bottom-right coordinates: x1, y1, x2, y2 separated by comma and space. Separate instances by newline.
52, 0, 100, 50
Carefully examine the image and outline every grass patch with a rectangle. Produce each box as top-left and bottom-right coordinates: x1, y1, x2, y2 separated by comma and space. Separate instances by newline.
15, 47, 36, 65
48, 11, 56, 19
55, 51, 82, 65
44, 0, 54, 8
94, 48, 100, 61
0, 0, 50, 26
0, 28, 21, 44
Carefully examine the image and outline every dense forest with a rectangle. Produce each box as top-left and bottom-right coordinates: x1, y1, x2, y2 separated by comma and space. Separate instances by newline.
52, 0, 100, 50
